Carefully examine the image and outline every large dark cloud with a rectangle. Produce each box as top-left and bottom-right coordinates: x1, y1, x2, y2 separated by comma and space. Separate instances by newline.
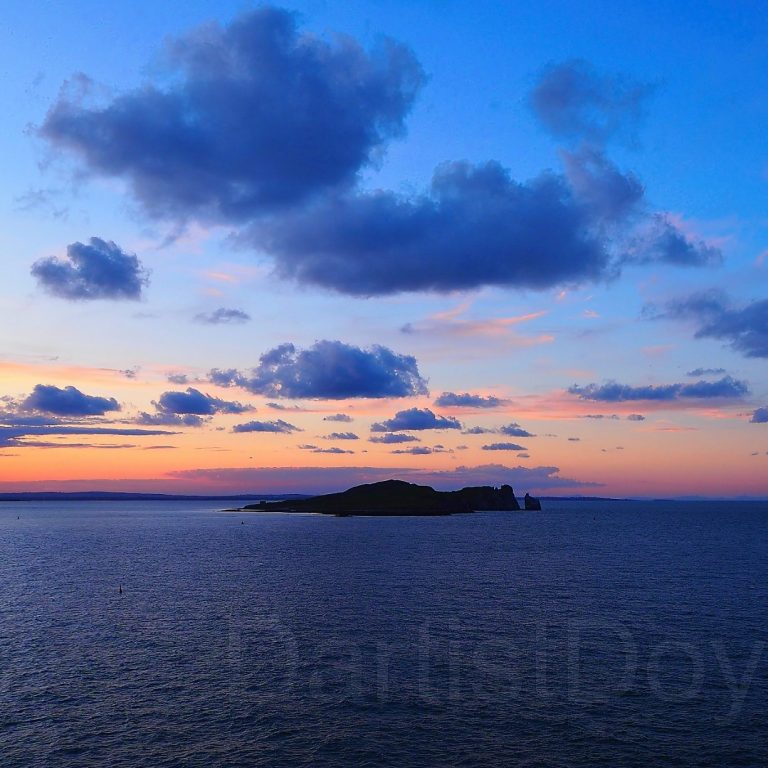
433, 392, 507, 408
210, 340, 427, 399
750, 407, 768, 424
530, 59, 652, 144
155, 387, 251, 416
31, 238, 148, 300
569, 375, 749, 402
42, 7, 423, 221
22, 384, 120, 416
246, 148, 719, 295
247, 161, 613, 295
371, 408, 461, 432
232, 419, 300, 434
655, 292, 768, 359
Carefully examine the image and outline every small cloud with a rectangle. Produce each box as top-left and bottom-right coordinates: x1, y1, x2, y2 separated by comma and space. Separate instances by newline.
481, 442, 527, 451
194, 307, 251, 325
136, 412, 204, 427
499, 422, 534, 438
462, 426, 496, 435
651, 291, 768, 360
324, 413, 353, 422
687, 368, 726, 377
31, 238, 149, 300
750, 407, 768, 424
433, 392, 507, 408
155, 387, 252, 415
569, 376, 748, 402
626, 413, 645, 421
530, 59, 652, 145
391, 446, 448, 455
167, 373, 188, 385
22, 384, 120, 417
369, 433, 420, 444
299, 444, 353, 454
324, 432, 358, 440
233, 419, 301, 434
567, 437, 581, 442
371, 408, 461, 432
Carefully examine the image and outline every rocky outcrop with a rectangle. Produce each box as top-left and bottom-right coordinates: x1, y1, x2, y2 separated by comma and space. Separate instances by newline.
242, 479, 523, 516
524, 492, 542, 511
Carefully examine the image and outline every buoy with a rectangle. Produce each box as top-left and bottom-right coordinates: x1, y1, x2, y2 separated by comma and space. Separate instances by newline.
119, 584, 123, 595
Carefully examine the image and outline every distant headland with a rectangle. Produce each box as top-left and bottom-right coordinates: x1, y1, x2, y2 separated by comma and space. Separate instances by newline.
239, 479, 541, 516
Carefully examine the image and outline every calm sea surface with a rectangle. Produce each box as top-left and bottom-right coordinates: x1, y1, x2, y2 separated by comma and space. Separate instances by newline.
1, 499, 766, 767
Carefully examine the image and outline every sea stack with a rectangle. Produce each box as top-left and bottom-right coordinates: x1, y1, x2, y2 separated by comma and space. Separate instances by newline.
524, 493, 542, 511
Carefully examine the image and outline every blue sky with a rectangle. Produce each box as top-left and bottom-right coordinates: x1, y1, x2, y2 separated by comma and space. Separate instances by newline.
1, 1, 767, 496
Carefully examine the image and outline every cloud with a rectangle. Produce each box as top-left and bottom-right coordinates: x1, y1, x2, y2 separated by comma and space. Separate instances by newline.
298, 444, 354, 454
22, 384, 120, 416
31, 238, 149, 301
371, 408, 461, 432
656, 292, 768, 359
209, 340, 428, 399
266, 402, 306, 412
194, 308, 251, 324
567, 437, 581, 442
530, 59, 652, 144
247, 160, 613, 295
687, 368, 726, 377
0, 424, 175, 449
369, 433, 420, 444
624, 213, 722, 267
169, 463, 600, 494
232, 419, 300, 433
499, 423, 534, 437
324, 432, 358, 440
433, 392, 507, 408
155, 387, 251, 415
167, 373, 189, 385
42, 7, 424, 221
626, 413, 646, 421
581, 414, 620, 420
135, 412, 204, 427
569, 375, 749, 402
482, 442, 527, 451
750, 407, 768, 424
324, 413, 353, 422
462, 426, 496, 435
391, 446, 448, 455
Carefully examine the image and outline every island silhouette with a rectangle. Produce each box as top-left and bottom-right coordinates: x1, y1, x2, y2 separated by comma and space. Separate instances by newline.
240, 479, 541, 516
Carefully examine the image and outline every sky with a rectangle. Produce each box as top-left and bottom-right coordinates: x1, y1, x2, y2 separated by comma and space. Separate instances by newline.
1, 0, 767, 497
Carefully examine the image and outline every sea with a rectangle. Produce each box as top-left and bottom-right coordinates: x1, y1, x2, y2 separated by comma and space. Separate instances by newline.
1, 498, 766, 767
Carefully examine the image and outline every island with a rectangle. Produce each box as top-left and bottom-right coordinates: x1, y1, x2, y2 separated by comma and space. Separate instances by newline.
239, 479, 542, 516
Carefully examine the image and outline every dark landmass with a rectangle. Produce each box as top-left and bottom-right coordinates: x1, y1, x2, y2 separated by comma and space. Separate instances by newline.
0, 492, 309, 502
242, 479, 537, 516
524, 492, 542, 511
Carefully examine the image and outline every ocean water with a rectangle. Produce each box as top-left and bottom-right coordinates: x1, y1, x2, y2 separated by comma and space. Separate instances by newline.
0, 499, 766, 767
